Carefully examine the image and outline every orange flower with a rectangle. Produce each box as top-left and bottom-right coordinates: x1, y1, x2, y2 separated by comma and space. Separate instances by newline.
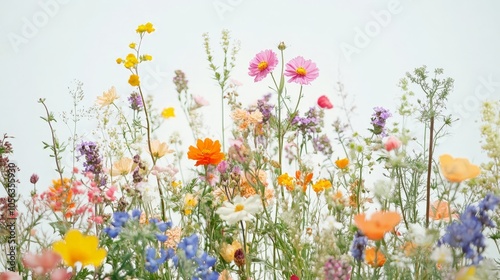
41, 178, 75, 218
439, 154, 480, 183
335, 158, 349, 169
354, 211, 401, 241
365, 247, 386, 267
187, 138, 225, 166
429, 200, 453, 220
278, 173, 294, 191
295, 170, 313, 192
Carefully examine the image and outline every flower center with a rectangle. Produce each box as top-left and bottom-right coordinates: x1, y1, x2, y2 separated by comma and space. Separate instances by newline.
257, 61, 268, 71
234, 204, 245, 212
295, 67, 307, 76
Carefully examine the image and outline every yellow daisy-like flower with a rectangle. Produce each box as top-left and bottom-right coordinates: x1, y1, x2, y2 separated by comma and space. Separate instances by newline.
128, 74, 140, 86
277, 173, 294, 191
335, 158, 349, 169
52, 229, 106, 267
161, 107, 175, 119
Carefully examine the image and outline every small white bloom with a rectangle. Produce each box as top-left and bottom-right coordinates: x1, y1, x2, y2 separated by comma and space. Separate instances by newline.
216, 195, 262, 225
430, 246, 453, 265
408, 223, 435, 247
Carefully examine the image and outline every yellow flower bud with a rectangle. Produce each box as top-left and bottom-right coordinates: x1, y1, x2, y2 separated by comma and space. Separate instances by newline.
129, 42, 136, 49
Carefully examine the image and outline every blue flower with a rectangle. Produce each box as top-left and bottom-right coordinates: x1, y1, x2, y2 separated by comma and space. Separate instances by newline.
111, 212, 130, 227
156, 233, 168, 242
104, 226, 121, 238
145, 248, 167, 273
131, 209, 142, 219
194, 252, 219, 280
178, 234, 199, 259
350, 231, 367, 261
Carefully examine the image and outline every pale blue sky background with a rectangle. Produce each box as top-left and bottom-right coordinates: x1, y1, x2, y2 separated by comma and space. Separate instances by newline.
1, 0, 500, 200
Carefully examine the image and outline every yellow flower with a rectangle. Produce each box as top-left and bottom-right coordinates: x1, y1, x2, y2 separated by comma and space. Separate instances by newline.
220, 240, 242, 262
124, 53, 139, 69
143, 54, 153, 61
335, 158, 349, 169
96, 86, 119, 107
184, 193, 198, 215
129, 42, 136, 49
149, 140, 173, 159
439, 154, 481, 183
116, 58, 123, 64
312, 178, 332, 193
111, 157, 135, 176
455, 266, 477, 280
136, 22, 155, 33
161, 107, 175, 119
52, 229, 106, 267
277, 173, 294, 191
128, 74, 140, 86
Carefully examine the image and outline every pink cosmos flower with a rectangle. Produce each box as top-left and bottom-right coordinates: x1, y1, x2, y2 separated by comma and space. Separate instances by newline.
284, 56, 319, 85
384, 136, 402, 152
193, 95, 209, 107
248, 50, 278, 82
317, 95, 333, 109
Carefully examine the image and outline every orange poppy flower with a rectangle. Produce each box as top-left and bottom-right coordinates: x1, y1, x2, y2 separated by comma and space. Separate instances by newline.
439, 154, 480, 183
365, 247, 386, 267
429, 200, 454, 220
42, 178, 76, 218
335, 158, 349, 169
187, 138, 225, 166
295, 170, 313, 192
354, 211, 401, 241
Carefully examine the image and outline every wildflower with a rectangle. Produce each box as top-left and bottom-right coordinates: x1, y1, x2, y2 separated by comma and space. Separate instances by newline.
219, 270, 233, 280
183, 193, 198, 215
178, 234, 199, 259
371, 107, 392, 136
295, 170, 313, 192
136, 22, 155, 33
429, 200, 454, 220
256, 93, 274, 123
0, 272, 21, 280
41, 178, 75, 217
220, 240, 242, 262
354, 211, 401, 241
312, 178, 332, 194
335, 158, 349, 169
365, 247, 386, 267
52, 229, 106, 267
291, 107, 323, 135
233, 248, 245, 267
129, 42, 136, 49
313, 134, 333, 156
143, 54, 152, 61
278, 173, 294, 191
160, 107, 175, 119
77, 141, 103, 176
194, 252, 219, 279
317, 95, 333, 109
323, 257, 351, 280
145, 248, 167, 273
439, 154, 481, 183
22, 250, 61, 275
284, 56, 319, 85
128, 74, 140, 86
290, 275, 299, 280
384, 135, 401, 152
165, 226, 182, 249
430, 246, 453, 265
350, 231, 367, 261
455, 266, 477, 280
124, 53, 139, 69
30, 173, 39, 184
173, 70, 188, 93
248, 49, 278, 82
111, 157, 135, 176
96, 86, 119, 107
216, 195, 262, 225
193, 95, 209, 108
128, 92, 143, 110
187, 138, 225, 166
149, 140, 174, 159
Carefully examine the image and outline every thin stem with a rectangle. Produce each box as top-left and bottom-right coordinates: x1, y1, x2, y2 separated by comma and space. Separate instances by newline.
39, 99, 64, 184
425, 115, 434, 228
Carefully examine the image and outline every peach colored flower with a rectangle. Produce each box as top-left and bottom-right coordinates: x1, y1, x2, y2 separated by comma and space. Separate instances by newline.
365, 247, 386, 267
429, 200, 456, 220
354, 211, 401, 241
439, 154, 480, 183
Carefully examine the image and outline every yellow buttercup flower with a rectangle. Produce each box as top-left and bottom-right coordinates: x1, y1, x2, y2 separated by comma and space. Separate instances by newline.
96, 86, 119, 107
312, 178, 332, 193
335, 158, 349, 169
161, 107, 175, 119
116, 58, 123, 64
136, 22, 155, 34
143, 54, 153, 61
128, 74, 140, 86
124, 53, 138, 69
52, 229, 106, 267
129, 42, 136, 49
183, 193, 198, 215
277, 173, 294, 191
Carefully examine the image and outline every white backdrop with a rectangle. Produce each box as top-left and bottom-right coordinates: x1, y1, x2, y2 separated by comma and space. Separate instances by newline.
1, 0, 500, 200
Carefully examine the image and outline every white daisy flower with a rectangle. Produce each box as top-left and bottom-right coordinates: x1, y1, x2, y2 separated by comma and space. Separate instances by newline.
216, 195, 263, 225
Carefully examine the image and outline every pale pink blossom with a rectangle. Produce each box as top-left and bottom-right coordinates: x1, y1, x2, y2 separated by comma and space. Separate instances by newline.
193, 95, 209, 107
384, 136, 402, 152
22, 250, 61, 275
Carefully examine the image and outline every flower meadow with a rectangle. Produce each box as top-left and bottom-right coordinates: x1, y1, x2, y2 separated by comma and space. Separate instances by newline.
1, 23, 500, 280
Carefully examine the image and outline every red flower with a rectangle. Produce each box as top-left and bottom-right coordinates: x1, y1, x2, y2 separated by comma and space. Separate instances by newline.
290, 275, 300, 280
317, 95, 333, 109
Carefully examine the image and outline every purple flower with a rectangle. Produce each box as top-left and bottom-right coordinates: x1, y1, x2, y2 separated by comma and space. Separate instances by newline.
313, 134, 333, 156
30, 174, 39, 184
128, 92, 143, 110
350, 231, 367, 261
370, 107, 392, 136
324, 257, 351, 280
77, 141, 106, 185
291, 107, 324, 136
257, 93, 274, 123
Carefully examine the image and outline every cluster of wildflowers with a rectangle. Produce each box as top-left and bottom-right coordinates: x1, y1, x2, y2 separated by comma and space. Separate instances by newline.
438, 193, 500, 265
77, 141, 106, 185
175, 234, 219, 280
370, 106, 392, 136
324, 258, 351, 280
291, 107, 324, 136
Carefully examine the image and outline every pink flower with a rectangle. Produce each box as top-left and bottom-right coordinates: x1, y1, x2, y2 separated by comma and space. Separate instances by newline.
385, 136, 402, 152
193, 95, 209, 107
317, 95, 333, 109
0, 272, 21, 280
248, 50, 278, 82
284, 56, 319, 85
22, 250, 61, 275
105, 186, 118, 201
50, 268, 72, 280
